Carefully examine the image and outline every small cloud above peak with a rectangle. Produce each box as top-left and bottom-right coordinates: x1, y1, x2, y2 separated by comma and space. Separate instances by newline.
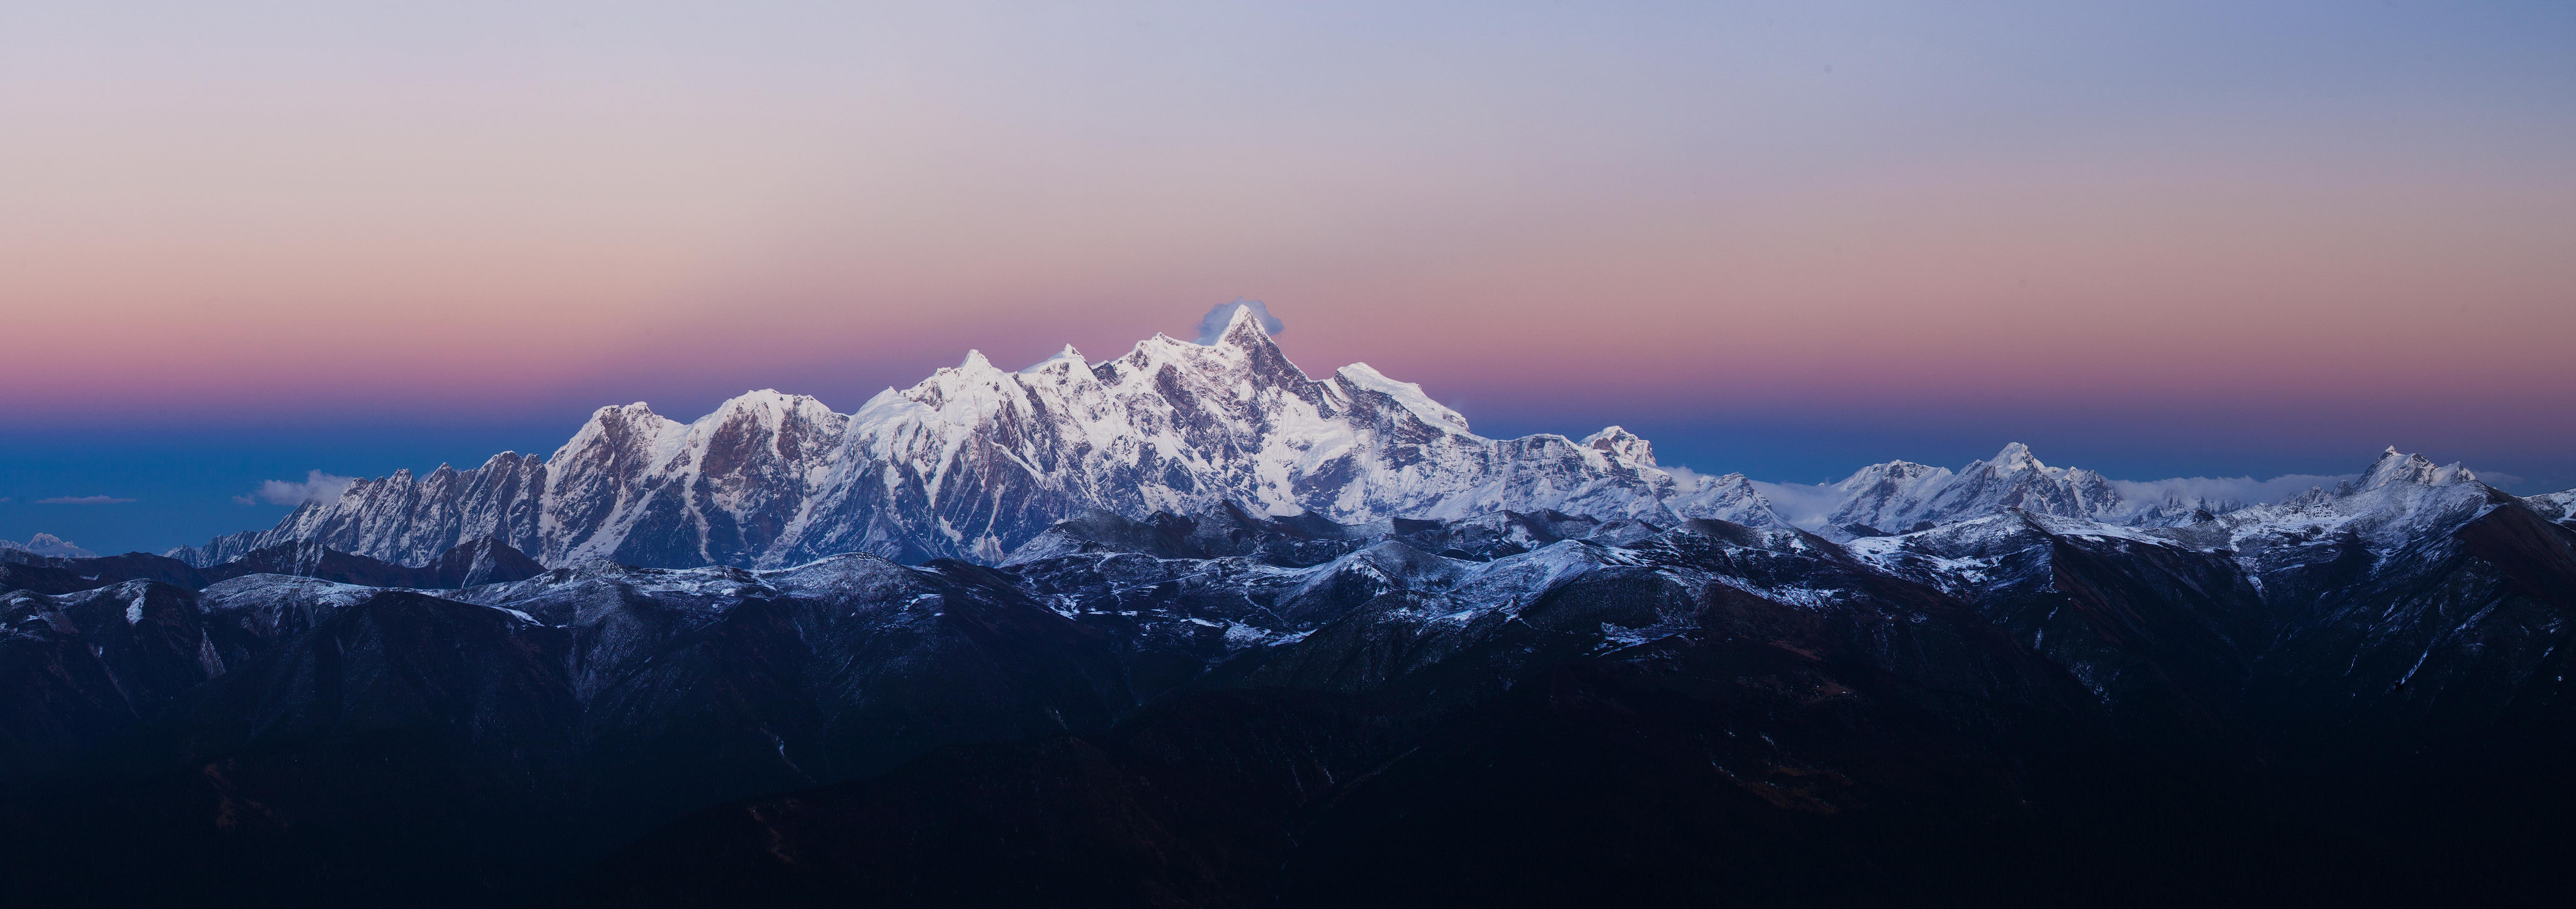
37, 495, 135, 505
1195, 298, 1284, 345
237, 470, 356, 507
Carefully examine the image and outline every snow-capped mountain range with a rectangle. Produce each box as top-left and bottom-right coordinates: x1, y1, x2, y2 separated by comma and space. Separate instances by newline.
17, 377, 2575, 905
176, 309, 1756, 568
169, 307, 2534, 570
0, 534, 97, 560
1757, 444, 2451, 540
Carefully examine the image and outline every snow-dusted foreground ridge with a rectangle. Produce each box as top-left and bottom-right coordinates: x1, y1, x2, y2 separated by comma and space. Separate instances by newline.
15, 432, 2576, 905
174, 309, 1772, 569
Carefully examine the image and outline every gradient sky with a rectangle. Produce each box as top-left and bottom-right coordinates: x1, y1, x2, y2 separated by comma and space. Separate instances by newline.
5, 1, 2573, 555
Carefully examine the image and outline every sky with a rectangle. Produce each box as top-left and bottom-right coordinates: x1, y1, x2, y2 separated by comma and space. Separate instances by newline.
4, 1, 2573, 555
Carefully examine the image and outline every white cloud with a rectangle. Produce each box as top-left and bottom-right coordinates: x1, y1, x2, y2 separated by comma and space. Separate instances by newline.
2475, 470, 2527, 491
237, 470, 356, 507
37, 495, 136, 504
1744, 480, 1848, 529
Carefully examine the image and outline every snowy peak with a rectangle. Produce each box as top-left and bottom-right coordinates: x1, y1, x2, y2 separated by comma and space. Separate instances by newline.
1986, 442, 2046, 473
692, 390, 843, 448
2527, 490, 2576, 527
2212, 452, 2498, 554
1020, 344, 1087, 375
1334, 363, 1470, 434
686, 390, 843, 479
1832, 444, 2513, 555
2277, 485, 2336, 510
2356, 447, 2478, 492
1824, 461, 1956, 534
2187, 447, 2495, 554
1203, 307, 1314, 394
1835, 460, 1947, 494
1668, 470, 1784, 529
1919, 444, 2116, 527
554, 402, 689, 470
1584, 427, 1655, 467
1092, 318, 1310, 401
1804, 445, 2181, 538
903, 350, 1038, 420
0, 533, 99, 559
1214, 302, 1276, 349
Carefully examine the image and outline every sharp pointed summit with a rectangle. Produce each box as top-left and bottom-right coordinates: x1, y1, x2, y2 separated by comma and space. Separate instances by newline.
2359, 445, 2477, 490
1987, 442, 2044, 470
1217, 302, 1274, 347
1583, 426, 1655, 467
1020, 344, 1087, 374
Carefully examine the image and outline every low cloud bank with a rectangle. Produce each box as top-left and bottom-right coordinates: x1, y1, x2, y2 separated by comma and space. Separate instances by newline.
2106, 474, 2358, 509
1743, 480, 1850, 529
236, 470, 356, 507
2470, 470, 2527, 491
